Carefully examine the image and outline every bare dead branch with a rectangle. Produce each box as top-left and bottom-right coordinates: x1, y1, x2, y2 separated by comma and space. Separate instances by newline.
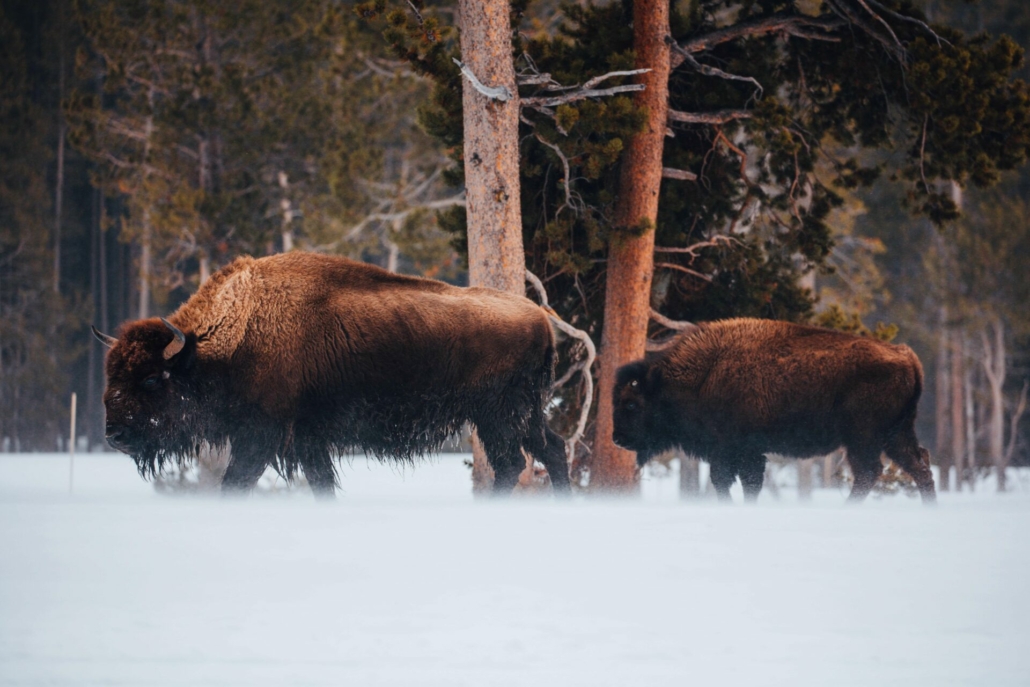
669, 15, 844, 69
669, 45, 763, 100
453, 58, 513, 102
853, 0, 905, 55
668, 109, 753, 125
517, 72, 556, 86
865, 0, 949, 46
526, 269, 596, 464
655, 262, 714, 282
650, 309, 699, 332
535, 134, 577, 215
662, 167, 698, 181
1004, 379, 1029, 465
825, 0, 905, 62
521, 83, 647, 109
316, 193, 466, 250
645, 334, 681, 352
654, 235, 739, 256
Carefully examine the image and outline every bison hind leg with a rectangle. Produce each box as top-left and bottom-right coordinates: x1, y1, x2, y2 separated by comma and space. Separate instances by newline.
523, 424, 571, 494
885, 433, 937, 505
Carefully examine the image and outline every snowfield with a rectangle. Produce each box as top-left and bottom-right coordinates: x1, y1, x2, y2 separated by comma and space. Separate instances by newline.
1, 453, 1028, 686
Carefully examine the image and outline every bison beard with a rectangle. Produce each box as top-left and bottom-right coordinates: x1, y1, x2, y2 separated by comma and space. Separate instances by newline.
94, 252, 570, 496
612, 318, 937, 504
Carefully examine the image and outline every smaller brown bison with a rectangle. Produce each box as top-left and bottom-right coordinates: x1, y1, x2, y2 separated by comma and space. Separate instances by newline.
93, 252, 569, 496
612, 318, 936, 503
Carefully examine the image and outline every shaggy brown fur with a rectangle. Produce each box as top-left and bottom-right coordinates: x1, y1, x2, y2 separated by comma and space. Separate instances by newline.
612, 318, 936, 503
98, 252, 569, 495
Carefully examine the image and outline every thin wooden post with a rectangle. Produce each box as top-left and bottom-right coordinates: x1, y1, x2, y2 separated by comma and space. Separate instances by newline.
69, 392, 77, 494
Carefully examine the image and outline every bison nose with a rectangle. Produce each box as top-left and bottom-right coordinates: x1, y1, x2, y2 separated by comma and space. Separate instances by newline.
105, 424, 129, 449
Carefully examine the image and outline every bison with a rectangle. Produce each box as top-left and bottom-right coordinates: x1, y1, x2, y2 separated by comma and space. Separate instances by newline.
92, 252, 569, 496
611, 318, 937, 503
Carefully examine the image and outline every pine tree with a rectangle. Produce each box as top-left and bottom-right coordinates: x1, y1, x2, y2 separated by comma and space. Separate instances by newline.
0, 6, 76, 449
365, 0, 1030, 489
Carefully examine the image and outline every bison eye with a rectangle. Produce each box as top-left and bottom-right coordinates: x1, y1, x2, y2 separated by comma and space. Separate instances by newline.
625, 401, 639, 411
142, 375, 161, 391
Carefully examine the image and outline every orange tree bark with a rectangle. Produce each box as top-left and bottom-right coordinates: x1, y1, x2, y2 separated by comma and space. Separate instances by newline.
590, 0, 670, 492
457, 0, 526, 492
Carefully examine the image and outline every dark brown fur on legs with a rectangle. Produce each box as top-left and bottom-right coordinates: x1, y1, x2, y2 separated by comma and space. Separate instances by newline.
93, 252, 570, 495
221, 456, 269, 494
846, 447, 883, 503
710, 458, 737, 502
885, 435, 938, 504
738, 454, 767, 502
613, 318, 937, 505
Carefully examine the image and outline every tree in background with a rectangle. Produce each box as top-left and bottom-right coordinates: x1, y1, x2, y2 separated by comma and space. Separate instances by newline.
368, 0, 1030, 490
0, 5, 77, 449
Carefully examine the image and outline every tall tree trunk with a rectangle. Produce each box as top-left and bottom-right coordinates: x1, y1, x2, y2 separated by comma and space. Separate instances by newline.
964, 342, 976, 491
53, 2, 66, 294
982, 317, 1007, 491
935, 311, 951, 491
98, 199, 109, 338
139, 224, 151, 319
138, 88, 155, 319
591, 0, 670, 492
87, 187, 100, 448
679, 452, 700, 498
457, 0, 525, 492
797, 458, 813, 500
950, 332, 966, 492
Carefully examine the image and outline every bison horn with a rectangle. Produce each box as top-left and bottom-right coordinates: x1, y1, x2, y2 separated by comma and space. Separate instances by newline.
91, 325, 118, 348
160, 318, 186, 360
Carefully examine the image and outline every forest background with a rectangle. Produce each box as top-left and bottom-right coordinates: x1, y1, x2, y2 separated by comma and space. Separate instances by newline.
2, 0, 1028, 494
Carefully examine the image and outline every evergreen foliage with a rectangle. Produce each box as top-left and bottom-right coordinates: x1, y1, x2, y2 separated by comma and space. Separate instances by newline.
362, 0, 1030, 339
0, 6, 77, 449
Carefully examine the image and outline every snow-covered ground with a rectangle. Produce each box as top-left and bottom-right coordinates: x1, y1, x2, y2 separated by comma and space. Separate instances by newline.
1, 453, 1028, 686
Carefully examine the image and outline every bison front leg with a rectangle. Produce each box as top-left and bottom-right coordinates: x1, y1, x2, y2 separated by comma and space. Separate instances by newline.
221, 456, 269, 494
737, 455, 767, 503
709, 458, 737, 502
222, 428, 276, 494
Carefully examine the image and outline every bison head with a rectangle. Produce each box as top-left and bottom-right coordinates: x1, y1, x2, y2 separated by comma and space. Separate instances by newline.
612, 360, 669, 466
93, 318, 200, 476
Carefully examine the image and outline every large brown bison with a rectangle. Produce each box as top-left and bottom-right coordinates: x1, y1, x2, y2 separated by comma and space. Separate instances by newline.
612, 318, 937, 503
92, 252, 569, 495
